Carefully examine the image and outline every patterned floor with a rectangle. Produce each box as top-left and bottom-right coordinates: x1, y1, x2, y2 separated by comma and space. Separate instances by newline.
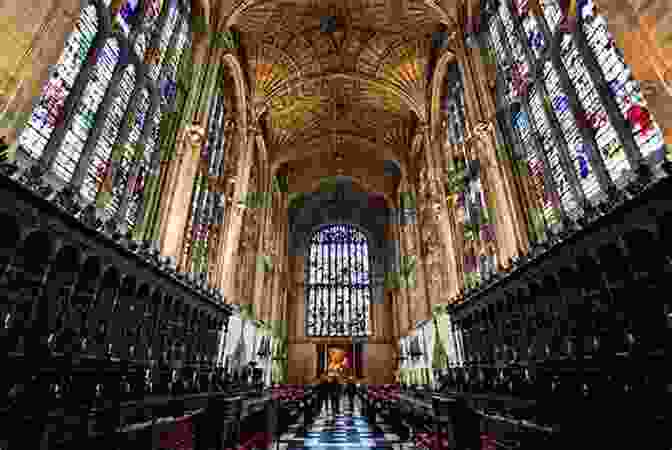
272, 396, 415, 450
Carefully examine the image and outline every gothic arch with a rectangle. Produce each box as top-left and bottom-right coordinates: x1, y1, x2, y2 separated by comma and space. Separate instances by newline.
221, 53, 249, 134
430, 50, 458, 143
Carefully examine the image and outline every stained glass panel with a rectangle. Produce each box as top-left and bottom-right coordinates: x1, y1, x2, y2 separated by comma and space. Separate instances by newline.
53, 39, 120, 183
134, 33, 147, 59
112, 0, 140, 36
542, 61, 604, 204
581, 11, 665, 164
125, 109, 160, 231
159, 20, 188, 109
306, 224, 371, 337
147, 0, 179, 81
528, 87, 581, 219
499, 2, 531, 100
488, 18, 513, 105
19, 5, 98, 161
559, 35, 630, 188
515, 109, 557, 230
104, 88, 150, 221
522, 14, 546, 58
81, 65, 136, 203
142, 0, 164, 27
541, 0, 563, 35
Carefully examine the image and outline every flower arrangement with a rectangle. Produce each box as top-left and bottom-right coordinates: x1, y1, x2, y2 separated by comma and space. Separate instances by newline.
270, 385, 305, 402
415, 431, 450, 450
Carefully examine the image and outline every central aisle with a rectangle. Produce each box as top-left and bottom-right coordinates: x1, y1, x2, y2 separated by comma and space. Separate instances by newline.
274, 394, 413, 450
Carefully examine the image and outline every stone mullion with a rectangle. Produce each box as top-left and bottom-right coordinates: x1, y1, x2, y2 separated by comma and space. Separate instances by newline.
478, 123, 526, 264
453, 38, 479, 133
219, 129, 255, 299
430, 131, 460, 302
471, 127, 504, 265
157, 33, 210, 259
253, 140, 271, 322
393, 182, 411, 336
421, 130, 452, 308
491, 13, 546, 246
444, 140, 466, 299
270, 190, 288, 327
464, 136, 488, 281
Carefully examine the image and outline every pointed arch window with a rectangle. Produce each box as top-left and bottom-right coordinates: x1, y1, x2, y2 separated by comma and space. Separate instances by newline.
579, 2, 665, 164
112, 0, 141, 36
103, 87, 150, 221
481, 0, 665, 247
142, 0, 164, 28
81, 64, 136, 203
305, 224, 372, 338
182, 76, 230, 279
125, 108, 161, 231
18, 4, 99, 161
441, 62, 496, 289
53, 38, 121, 183
146, 0, 180, 81
134, 33, 148, 59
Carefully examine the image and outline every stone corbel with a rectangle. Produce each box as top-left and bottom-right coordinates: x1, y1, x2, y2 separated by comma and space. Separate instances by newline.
185, 122, 207, 157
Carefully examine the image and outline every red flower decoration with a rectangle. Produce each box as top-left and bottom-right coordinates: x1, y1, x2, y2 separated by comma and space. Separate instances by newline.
627, 104, 653, 135
158, 417, 193, 450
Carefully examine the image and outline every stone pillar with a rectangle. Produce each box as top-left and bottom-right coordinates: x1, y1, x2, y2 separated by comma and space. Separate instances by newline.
473, 121, 527, 265
219, 127, 256, 298
157, 31, 211, 255
160, 124, 206, 263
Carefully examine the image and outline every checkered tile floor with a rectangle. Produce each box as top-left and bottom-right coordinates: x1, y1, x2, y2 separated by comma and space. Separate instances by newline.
272, 396, 414, 450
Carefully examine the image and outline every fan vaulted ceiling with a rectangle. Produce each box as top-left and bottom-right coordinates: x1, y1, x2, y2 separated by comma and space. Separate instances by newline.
199, 0, 460, 194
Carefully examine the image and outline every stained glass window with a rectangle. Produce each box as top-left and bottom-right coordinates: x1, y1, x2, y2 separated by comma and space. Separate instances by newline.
142, 0, 164, 27
499, 1, 531, 100
514, 108, 557, 234
183, 79, 229, 277
146, 0, 180, 81
53, 38, 121, 183
528, 87, 581, 219
306, 224, 372, 337
159, 20, 188, 110
104, 88, 150, 221
580, 7, 665, 164
542, 61, 603, 204
559, 35, 630, 188
134, 33, 147, 59
542, 0, 563, 34
80, 65, 136, 203
112, 0, 140, 36
488, 17, 514, 105
443, 63, 466, 145
125, 109, 160, 231
18, 5, 98, 161
522, 13, 546, 58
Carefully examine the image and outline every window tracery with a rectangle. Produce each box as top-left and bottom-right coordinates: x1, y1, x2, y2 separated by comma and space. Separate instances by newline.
53, 38, 121, 183
183, 75, 229, 280
81, 65, 136, 204
112, 0, 141, 36
18, 4, 98, 161
306, 224, 372, 337
483, 0, 665, 244
18, 0, 192, 230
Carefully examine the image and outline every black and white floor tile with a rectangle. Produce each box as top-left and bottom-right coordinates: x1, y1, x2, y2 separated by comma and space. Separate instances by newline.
272, 396, 414, 450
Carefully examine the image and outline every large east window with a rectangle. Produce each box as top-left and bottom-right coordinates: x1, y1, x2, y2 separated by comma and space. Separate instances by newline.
305, 224, 372, 337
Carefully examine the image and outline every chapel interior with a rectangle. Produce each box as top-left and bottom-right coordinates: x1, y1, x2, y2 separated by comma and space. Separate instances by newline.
0, 0, 670, 449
